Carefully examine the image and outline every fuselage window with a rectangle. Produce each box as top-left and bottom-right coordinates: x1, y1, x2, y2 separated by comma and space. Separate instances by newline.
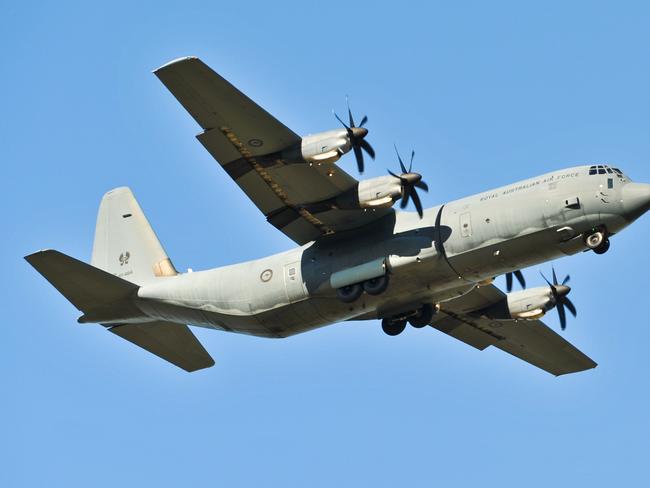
607, 178, 614, 189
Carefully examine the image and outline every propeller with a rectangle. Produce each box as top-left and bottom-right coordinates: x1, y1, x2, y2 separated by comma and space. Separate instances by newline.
540, 267, 577, 330
334, 99, 375, 173
388, 146, 429, 218
505, 270, 526, 292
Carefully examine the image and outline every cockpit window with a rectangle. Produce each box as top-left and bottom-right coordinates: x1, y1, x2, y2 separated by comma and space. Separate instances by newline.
588, 164, 628, 180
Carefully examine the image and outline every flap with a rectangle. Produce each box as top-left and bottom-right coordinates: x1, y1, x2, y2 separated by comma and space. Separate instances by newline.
431, 284, 597, 376
154, 56, 392, 244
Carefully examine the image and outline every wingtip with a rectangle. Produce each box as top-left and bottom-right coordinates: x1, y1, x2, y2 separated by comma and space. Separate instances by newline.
153, 56, 199, 73
554, 361, 598, 377
24, 249, 55, 262
184, 357, 216, 372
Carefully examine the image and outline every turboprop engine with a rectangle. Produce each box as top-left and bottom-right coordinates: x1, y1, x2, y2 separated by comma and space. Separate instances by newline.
333, 175, 403, 209
481, 269, 578, 330
300, 101, 375, 173
301, 129, 355, 165
331, 148, 430, 217
503, 287, 558, 320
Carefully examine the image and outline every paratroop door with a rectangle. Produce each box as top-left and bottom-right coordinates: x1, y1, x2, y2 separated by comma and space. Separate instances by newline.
283, 261, 307, 303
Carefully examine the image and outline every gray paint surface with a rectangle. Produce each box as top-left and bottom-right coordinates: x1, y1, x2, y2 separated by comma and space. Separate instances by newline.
25, 57, 650, 375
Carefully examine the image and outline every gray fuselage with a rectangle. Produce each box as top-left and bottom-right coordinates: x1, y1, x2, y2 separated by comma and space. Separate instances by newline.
132, 165, 649, 337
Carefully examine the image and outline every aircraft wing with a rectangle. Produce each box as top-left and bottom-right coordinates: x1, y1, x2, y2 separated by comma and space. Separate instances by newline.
430, 284, 597, 376
154, 57, 391, 244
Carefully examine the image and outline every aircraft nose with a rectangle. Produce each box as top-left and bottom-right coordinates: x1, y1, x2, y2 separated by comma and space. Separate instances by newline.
621, 182, 650, 221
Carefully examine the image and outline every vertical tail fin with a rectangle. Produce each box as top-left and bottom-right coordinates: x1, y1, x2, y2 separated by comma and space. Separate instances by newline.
92, 187, 177, 284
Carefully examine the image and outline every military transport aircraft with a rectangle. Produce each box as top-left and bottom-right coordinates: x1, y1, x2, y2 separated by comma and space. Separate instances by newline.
26, 57, 650, 375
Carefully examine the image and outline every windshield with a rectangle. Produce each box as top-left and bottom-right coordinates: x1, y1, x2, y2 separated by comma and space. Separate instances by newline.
588, 164, 629, 181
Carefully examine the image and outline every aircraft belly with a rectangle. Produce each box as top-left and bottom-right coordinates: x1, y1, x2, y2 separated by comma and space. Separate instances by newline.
256, 299, 329, 337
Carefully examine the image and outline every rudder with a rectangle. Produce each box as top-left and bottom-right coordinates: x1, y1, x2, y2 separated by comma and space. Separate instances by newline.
92, 187, 177, 284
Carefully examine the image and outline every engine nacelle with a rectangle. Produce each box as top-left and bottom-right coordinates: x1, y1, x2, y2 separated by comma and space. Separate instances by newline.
301, 130, 351, 164
333, 175, 402, 209
480, 287, 555, 320
357, 176, 403, 208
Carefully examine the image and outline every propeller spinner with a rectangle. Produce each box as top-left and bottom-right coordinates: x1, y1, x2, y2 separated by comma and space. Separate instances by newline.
388, 146, 429, 218
540, 267, 577, 330
334, 99, 375, 173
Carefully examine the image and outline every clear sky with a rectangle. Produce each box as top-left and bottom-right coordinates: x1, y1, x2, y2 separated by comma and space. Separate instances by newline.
3, 1, 650, 486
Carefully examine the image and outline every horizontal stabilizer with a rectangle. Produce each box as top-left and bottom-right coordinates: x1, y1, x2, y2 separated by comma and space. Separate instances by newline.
109, 321, 215, 372
25, 250, 139, 313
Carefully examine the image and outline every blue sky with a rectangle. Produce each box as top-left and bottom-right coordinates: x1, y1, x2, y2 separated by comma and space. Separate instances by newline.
3, 1, 650, 486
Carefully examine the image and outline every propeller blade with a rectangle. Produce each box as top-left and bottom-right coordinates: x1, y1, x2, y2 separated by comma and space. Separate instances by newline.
563, 296, 577, 317
347, 102, 355, 128
540, 271, 552, 288
514, 270, 526, 289
541, 267, 577, 330
401, 189, 411, 208
359, 115, 368, 127
434, 205, 446, 256
353, 145, 364, 173
390, 145, 425, 218
506, 270, 526, 291
359, 139, 375, 159
394, 145, 407, 174
334, 112, 350, 130
557, 301, 567, 330
415, 180, 429, 192
411, 186, 424, 218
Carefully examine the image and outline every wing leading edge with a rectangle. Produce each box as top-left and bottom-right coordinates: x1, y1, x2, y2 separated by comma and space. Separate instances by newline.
154, 57, 391, 244
431, 284, 597, 376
